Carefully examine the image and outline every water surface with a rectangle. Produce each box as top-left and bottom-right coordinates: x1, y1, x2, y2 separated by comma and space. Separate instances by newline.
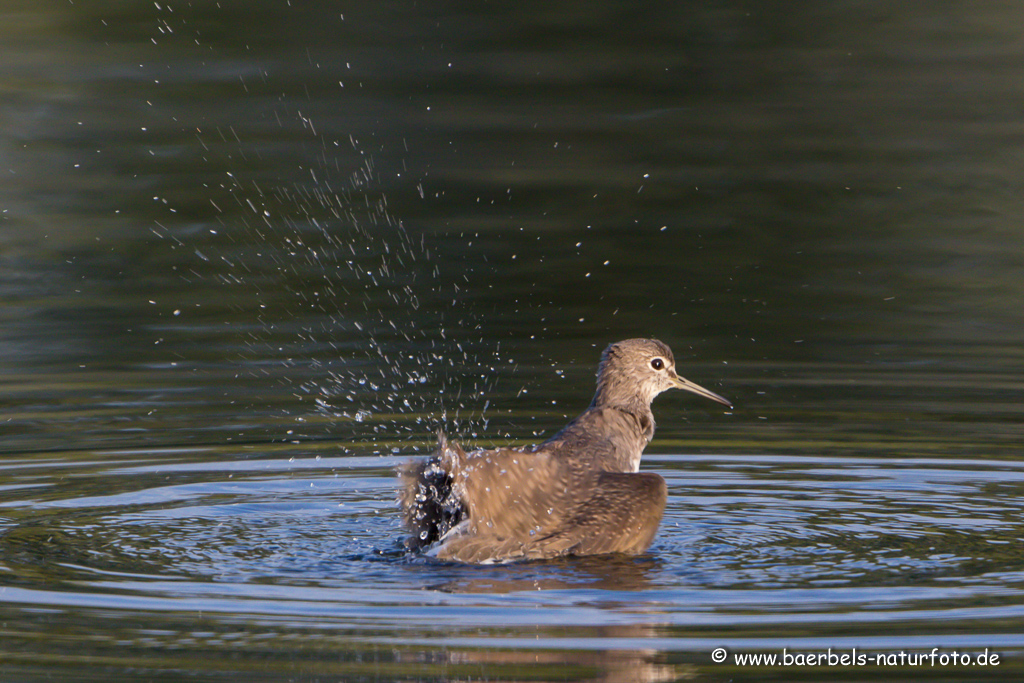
1, 1, 1022, 680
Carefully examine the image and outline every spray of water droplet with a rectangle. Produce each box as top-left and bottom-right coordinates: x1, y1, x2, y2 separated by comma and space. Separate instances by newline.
147, 97, 508, 453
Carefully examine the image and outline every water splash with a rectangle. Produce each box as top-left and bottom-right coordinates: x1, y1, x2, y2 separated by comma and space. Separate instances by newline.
147, 106, 502, 452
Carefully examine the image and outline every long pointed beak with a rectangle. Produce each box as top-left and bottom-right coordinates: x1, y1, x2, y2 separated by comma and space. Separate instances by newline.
670, 372, 732, 408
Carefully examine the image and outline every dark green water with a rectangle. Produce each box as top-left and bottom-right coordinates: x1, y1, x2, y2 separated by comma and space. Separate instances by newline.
1, 1, 1022, 680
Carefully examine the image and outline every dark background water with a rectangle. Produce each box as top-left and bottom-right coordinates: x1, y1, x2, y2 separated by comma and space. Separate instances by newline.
1, 1, 1022, 681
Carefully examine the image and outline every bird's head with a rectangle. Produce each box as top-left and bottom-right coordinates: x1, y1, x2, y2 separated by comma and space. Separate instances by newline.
594, 338, 731, 410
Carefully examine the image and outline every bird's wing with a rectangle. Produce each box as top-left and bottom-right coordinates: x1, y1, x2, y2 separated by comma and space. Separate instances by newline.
447, 445, 572, 540
533, 471, 667, 556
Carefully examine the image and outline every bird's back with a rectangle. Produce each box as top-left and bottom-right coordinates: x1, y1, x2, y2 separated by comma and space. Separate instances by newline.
540, 404, 653, 473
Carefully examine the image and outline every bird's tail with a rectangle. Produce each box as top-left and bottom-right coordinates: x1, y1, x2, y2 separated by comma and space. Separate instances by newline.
398, 430, 466, 551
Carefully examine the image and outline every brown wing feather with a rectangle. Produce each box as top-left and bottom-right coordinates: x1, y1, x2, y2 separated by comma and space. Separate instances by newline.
465, 451, 567, 530
404, 433, 667, 563
436, 467, 666, 563
534, 471, 667, 556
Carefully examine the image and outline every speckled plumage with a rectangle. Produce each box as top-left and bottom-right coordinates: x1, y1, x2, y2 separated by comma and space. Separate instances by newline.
399, 338, 730, 564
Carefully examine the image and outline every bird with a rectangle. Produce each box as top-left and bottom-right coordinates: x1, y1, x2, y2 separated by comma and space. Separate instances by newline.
399, 338, 731, 564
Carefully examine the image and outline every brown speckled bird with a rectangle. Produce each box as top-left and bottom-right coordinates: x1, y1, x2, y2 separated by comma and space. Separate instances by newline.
400, 338, 731, 564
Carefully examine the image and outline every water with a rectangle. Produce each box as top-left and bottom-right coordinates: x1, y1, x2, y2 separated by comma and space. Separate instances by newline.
4, 450, 1024, 680
2, 1, 1023, 680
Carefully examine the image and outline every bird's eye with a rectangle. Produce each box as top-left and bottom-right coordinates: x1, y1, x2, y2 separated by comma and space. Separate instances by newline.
650, 358, 664, 371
